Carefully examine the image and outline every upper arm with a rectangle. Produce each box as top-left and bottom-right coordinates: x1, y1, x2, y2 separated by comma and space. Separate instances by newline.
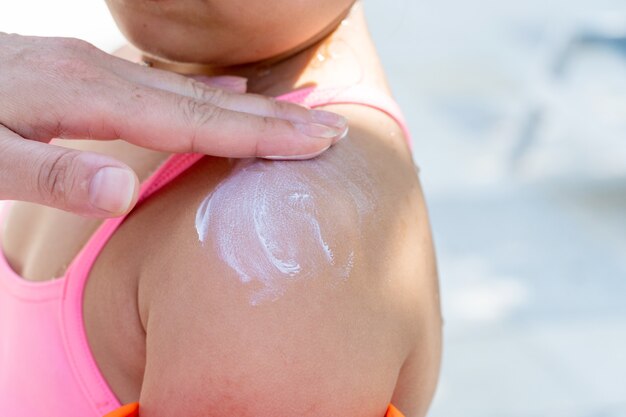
388, 175, 442, 417
390, 288, 442, 417
135, 107, 441, 417
137, 276, 401, 417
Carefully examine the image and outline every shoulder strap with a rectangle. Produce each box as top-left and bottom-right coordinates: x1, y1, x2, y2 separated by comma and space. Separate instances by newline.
59, 151, 204, 414
280, 84, 412, 144
55, 145, 236, 413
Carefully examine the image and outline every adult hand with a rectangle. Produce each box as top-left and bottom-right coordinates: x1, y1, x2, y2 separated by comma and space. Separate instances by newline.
0, 33, 347, 216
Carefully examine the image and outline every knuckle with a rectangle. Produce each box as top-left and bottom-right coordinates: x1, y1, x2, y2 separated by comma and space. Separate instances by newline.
258, 96, 280, 118
47, 56, 97, 80
269, 99, 293, 118
36, 150, 83, 205
188, 79, 225, 105
179, 95, 222, 129
25, 109, 66, 141
260, 115, 280, 133
28, 120, 63, 142
46, 39, 102, 82
54, 36, 94, 54
178, 96, 223, 152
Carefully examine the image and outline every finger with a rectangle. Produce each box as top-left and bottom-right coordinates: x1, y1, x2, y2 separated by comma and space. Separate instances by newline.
109, 86, 347, 158
105, 55, 347, 140
0, 125, 138, 217
189, 86, 350, 146
188, 75, 248, 94
105, 56, 253, 96
47, 81, 346, 158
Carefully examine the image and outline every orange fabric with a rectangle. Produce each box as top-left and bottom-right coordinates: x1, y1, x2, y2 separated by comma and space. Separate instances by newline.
102, 402, 139, 417
386, 404, 406, 417
102, 402, 404, 417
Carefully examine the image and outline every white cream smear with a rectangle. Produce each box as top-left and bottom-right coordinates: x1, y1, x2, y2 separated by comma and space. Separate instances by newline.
195, 144, 375, 305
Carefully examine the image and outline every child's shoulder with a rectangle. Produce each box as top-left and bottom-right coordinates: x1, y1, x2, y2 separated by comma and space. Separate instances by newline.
122, 102, 440, 415
129, 99, 433, 332
133, 100, 427, 312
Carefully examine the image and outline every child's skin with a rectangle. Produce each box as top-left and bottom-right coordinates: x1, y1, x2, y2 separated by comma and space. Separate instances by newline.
2, 2, 442, 416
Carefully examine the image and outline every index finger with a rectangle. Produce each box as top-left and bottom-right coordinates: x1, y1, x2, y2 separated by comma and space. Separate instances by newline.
76, 82, 348, 159
106, 56, 348, 136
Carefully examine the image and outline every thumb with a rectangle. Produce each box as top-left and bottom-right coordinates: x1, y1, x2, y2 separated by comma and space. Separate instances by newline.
0, 125, 139, 217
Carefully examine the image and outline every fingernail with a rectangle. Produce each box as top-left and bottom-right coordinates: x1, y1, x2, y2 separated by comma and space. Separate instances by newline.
309, 110, 348, 130
263, 145, 331, 161
89, 167, 136, 214
334, 126, 349, 143
294, 122, 344, 139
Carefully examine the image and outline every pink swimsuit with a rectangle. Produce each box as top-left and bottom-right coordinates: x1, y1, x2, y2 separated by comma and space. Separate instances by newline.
0, 85, 410, 417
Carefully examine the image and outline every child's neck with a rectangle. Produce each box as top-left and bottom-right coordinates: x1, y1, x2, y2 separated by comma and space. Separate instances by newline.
137, 3, 386, 98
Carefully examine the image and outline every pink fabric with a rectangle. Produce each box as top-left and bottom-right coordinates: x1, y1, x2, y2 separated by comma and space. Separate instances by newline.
0, 85, 411, 417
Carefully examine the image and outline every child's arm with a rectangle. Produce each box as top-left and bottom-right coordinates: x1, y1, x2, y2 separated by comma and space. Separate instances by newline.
390, 306, 442, 417
131, 106, 441, 417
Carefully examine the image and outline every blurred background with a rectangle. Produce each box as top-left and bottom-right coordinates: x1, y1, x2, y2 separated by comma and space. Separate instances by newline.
2, 1, 625, 416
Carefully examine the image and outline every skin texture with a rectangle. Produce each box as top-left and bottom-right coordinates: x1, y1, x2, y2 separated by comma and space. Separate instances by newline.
194, 137, 375, 305
1, 2, 442, 417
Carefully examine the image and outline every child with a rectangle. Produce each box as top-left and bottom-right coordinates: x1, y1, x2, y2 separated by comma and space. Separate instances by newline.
0, 1, 442, 416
